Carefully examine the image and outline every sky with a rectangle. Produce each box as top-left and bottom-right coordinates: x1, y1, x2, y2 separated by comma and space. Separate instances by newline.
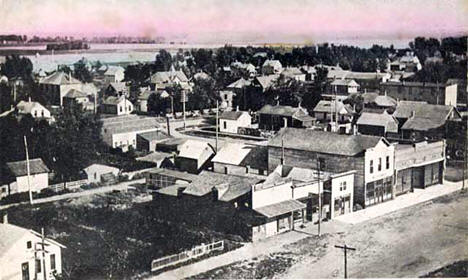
0, 0, 467, 46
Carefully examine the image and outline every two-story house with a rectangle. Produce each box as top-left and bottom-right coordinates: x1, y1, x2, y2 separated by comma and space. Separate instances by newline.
261, 60, 282, 75
218, 111, 251, 134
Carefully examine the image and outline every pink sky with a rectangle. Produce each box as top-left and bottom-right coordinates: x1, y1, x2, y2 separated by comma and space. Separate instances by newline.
0, 0, 467, 44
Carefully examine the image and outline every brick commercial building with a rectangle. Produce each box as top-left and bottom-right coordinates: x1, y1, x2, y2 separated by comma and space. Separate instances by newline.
380, 81, 458, 106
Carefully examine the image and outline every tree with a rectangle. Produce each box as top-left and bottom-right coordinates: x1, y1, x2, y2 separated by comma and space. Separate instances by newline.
155, 49, 172, 72
1, 55, 33, 81
73, 58, 93, 83
189, 79, 220, 110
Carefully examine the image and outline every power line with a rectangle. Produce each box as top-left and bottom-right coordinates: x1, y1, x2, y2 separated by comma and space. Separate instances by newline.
335, 244, 356, 279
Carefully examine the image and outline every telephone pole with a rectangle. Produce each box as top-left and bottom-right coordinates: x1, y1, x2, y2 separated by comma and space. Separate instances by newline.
335, 244, 356, 279
215, 101, 219, 153
316, 155, 321, 236
23, 136, 33, 205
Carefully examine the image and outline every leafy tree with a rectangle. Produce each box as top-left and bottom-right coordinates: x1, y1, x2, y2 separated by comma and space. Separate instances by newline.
73, 58, 93, 83
154, 49, 172, 72
1, 55, 33, 81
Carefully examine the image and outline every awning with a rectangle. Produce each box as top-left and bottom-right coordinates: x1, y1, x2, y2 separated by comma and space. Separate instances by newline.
254, 199, 306, 218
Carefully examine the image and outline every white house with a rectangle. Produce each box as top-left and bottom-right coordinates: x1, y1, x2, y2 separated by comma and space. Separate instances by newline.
101, 96, 134, 115
219, 111, 251, 134
39, 71, 83, 107
103, 66, 125, 83
262, 60, 283, 75
16, 99, 52, 121
83, 164, 120, 184
5, 158, 50, 196
0, 220, 65, 280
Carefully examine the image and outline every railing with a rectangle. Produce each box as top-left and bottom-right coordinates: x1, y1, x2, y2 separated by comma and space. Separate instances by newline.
151, 240, 224, 272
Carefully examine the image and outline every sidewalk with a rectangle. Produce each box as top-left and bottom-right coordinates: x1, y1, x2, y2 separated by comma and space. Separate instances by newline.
0, 179, 145, 210
335, 180, 464, 225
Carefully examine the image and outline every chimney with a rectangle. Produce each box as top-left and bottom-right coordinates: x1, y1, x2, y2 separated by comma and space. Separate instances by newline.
283, 117, 288, 128
211, 187, 219, 202
28, 96, 31, 102
2, 213, 7, 224
236, 106, 239, 112
410, 110, 415, 118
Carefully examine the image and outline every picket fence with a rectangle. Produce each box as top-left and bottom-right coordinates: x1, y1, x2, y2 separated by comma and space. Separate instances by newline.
151, 240, 224, 272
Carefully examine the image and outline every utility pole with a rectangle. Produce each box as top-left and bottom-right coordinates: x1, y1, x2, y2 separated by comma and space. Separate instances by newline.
316, 155, 321, 236
41, 228, 47, 280
335, 244, 356, 279
464, 36, 468, 192
215, 101, 219, 153
23, 136, 33, 205
182, 90, 186, 130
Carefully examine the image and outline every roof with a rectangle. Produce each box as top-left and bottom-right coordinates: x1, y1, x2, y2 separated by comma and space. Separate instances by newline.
281, 67, 303, 77
262, 60, 282, 68
258, 104, 308, 117
344, 72, 390, 80
108, 82, 127, 92
313, 100, 354, 115
81, 83, 98, 95
104, 66, 125, 76
39, 71, 82, 85
381, 81, 446, 88
211, 143, 254, 165
138, 90, 154, 100
254, 199, 306, 218
155, 184, 188, 196
101, 115, 159, 135
137, 130, 172, 142
357, 112, 399, 133
193, 72, 211, 80
0, 223, 65, 257
254, 75, 279, 89
227, 78, 251, 89
136, 151, 172, 163
102, 96, 131, 106
362, 92, 397, 107
393, 101, 456, 120
150, 70, 189, 84
64, 89, 87, 99
6, 158, 50, 177
219, 111, 249, 121
177, 140, 215, 160
16, 100, 48, 115
148, 168, 198, 182
331, 79, 359, 87
182, 171, 260, 200
84, 163, 119, 173
269, 128, 385, 156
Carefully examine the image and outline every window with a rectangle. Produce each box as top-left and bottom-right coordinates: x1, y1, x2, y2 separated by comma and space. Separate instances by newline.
370, 160, 374, 174
35, 259, 41, 273
128, 106, 131, 111
34, 110, 37, 117
378, 158, 382, 171
342, 181, 347, 191
224, 167, 228, 174
94, 172, 97, 180
41, 110, 44, 117
119, 106, 123, 112
27, 241, 32, 249
386, 156, 390, 169
132, 139, 136, 146
50, 254, 56, 270
223, 121, 227, 129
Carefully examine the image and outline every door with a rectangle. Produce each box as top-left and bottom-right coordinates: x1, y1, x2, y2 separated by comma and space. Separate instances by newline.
21, 262, 30, 280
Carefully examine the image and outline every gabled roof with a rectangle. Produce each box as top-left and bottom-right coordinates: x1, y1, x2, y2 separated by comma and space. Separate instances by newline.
177, 140, 215, 160
150, 70, 189, 84
313, 100, 354, 115
101, 115, 159, 135
193, 71, 211, 80
269, 128, 385, 156
357, 111, 399, 133
362, 92, 397, 107
258, 104, 308, 117
281, 67, 303, 77
393, 101, 457, 120
64, 89, 87, 99
108, 82, 127, 92
84, 163, 120, 173
104, 66, 125, 76
137, 130, 172, 142
227, 78, 251, 89
262, 60, 282, 68
102, 96, 132, 106
331, 79, 359, 87
6, 158, 50, 177
211, 143, 254, 165
39, 71, 82, 85
16, 100, 48, 115
219, 111, 249, 121
254, 75, 279, 89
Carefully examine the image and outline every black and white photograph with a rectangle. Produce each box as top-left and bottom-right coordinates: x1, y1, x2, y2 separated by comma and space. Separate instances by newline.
0, 0, 467, 279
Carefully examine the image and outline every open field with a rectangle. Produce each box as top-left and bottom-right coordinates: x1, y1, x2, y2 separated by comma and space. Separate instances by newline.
192, 190, 468, 279
2, 191, 242, 279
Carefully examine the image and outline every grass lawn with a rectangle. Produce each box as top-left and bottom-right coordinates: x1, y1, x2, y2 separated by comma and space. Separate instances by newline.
3, 192, 242, 279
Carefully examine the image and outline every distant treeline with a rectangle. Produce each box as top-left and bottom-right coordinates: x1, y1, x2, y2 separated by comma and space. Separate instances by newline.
46, 41, 90, 51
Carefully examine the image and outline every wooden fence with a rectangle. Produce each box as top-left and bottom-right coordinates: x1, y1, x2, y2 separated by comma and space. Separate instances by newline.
151, 240, 224, 272
49, 179, 88, 192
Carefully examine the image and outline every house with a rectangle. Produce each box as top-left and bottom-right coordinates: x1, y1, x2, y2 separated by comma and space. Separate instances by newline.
148, 69, 191, 92
219, 90, 236, 110
329, 79, 360, 96
101, 115, 159, 152
393, 101, 461, 141
136, 130, 172, 151
362, 92, 397, 110
313, 100, 354, 123
39, 71, 83, 106
258, 104, 314, 131
280, 67, 306, 81
136, 152, 174, 169
136, 90, 154, 113
155, 138, 187, 153
356, 111, 399, 138
62, 89, 94, 111
105, 82, 129, 97
389, 52, 422, 72
226, 78, 251, 91
193, 71, 211, 81
380, 81, 458, 106
251, 75, 279, 92
175, 140, 216, 174
4, 158, 50, 196
262, 60, 282, 75
83, 164, 120, 184
0, 221, 65, 280
218, 111, 251, 134
16, 99, 52, 121
212, 143, 268, 176
342, 72, 391, 92
103, 66, 125, 83
394, 141, 445, 195
101, 96, 134, 115
268, 128, 395, 208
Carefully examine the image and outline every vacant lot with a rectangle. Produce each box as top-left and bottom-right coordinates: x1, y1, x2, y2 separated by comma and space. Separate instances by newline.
3, 191, 240, 279
193, 190, 468, 279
